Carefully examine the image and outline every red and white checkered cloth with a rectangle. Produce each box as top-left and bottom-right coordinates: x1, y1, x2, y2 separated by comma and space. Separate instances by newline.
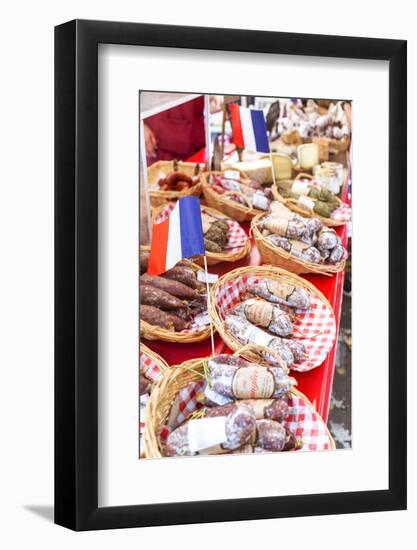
140, 351, 165, 437
159, 381, 332, 452
140, 351, 164, 384
214, 275, 336, 372
155, 202, 247, 251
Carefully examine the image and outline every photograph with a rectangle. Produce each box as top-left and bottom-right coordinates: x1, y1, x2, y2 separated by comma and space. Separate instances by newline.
139, 92, 352, 459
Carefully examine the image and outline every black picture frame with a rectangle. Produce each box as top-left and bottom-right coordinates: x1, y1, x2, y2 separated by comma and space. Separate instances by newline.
55, 19, 407, 531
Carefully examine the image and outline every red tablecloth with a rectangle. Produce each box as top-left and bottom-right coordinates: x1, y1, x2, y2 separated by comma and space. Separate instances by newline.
143, 148, 349, 422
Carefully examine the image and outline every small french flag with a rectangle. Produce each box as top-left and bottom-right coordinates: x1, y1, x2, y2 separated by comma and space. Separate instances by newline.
229, 104, 270, 153
147, 196, 205, 275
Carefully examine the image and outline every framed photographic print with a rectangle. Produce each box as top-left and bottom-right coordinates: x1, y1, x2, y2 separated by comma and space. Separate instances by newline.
55, 19, 406, 530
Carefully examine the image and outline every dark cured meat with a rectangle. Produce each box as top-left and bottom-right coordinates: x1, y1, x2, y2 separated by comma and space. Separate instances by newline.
140, 274, 196, 300
140, 284, 184, 310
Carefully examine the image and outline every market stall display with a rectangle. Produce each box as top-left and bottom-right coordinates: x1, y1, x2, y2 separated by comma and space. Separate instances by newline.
143, 349, 335, 458
208, 266, 336, 372
139, 92, 351, 457
153, 202, 251, 265
147, 160, 205, 207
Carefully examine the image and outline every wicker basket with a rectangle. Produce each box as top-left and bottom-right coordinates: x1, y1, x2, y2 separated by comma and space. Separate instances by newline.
146, 160, 205, 207
202, 171, 267, 222
140, 246, 213, 343
143, 348, 335, 458
209, 265, 335, 364
271, 173, 347, 228
251, 214, 346, 275
152, 202, 251, 266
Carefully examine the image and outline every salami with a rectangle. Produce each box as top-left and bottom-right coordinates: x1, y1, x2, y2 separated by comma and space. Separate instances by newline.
207, 355, 295, 400
248, 279, 311, 310
139, 251, 149, 274
240, 396, 289, 422
225, 314, 295, 366
164, 403, 256, 456
140, 284, 185, 310
255, 419, 287, 452
140, 274, 196, 300
234, 298, 293, 337
140, 305, 175, 331
163, 265, 199, 289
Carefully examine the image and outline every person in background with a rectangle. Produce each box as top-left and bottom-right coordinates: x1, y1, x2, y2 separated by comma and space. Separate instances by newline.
143, 95, 225, 165
143, 96, 205, 165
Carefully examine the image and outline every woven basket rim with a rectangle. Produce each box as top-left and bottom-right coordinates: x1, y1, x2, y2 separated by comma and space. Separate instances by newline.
208, 264, 335, 361
251, 213, 346, 275
143, 354, 336, 458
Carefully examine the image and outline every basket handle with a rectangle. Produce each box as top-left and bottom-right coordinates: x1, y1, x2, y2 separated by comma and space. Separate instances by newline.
233, 344, 289, 372
295, 172, 314, 181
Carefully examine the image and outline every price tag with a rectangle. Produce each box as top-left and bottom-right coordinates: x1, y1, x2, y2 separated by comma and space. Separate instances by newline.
197, 271, 219, 284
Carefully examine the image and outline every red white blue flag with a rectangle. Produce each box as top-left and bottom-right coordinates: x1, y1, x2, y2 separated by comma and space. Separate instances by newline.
147, 196, 205, 275
229, 104, 270, 153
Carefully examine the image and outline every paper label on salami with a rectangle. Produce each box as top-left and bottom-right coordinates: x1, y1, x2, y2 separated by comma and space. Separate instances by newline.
265, 216, 289, 236
298, 195, 315, 211
266, 281, 292, 301
252, 192, 269, 210
291, 180, 310, 195
242, 324, 272, 348
245, 301, 273, 327
232, 367, 275, 399
197, 271, 219, 284
223, 170, 240, 180
187, 417, 227, 453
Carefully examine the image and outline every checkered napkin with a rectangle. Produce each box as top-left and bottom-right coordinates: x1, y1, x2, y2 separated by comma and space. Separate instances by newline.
214, 275, 336, 372
283, 394, 331, 450
155, 203, 247, 251
158, 381, 332, 452
139, 351, 164, 437
140, 352, 164, 384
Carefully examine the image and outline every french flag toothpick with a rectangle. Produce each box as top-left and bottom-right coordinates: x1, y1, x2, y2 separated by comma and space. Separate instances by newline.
229, 103, 270, 153
147, 196, 205, 276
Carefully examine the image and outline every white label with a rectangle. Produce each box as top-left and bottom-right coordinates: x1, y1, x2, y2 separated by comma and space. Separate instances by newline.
193, 313, 211, 326
223, 170, 240, 180
252, 191, 269, 210
187, 417, 227, 453
221, 178, 241, 191
204, 386, 233, 406
298, 195, 315, 210
197, 271, 219, 284
291, 180, 310, 196
243, 324, 273, 348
